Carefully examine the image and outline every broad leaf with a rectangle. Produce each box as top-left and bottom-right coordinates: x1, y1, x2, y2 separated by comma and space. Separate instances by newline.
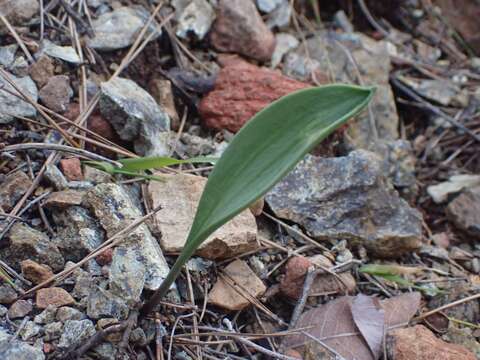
141, 84, 375, 314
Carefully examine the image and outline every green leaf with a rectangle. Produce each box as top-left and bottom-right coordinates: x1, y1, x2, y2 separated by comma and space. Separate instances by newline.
141, 84, 375, 315
118, 156, 218, 172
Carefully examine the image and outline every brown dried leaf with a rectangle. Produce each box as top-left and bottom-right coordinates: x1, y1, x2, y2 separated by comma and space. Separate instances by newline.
282, 292, 421, 360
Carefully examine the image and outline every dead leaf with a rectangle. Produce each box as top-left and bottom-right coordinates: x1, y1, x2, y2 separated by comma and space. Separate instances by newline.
351, 294, 385, 359
282, 292, 421, 360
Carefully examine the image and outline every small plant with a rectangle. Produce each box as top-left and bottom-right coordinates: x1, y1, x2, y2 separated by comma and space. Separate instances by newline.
140, 84, 375, 315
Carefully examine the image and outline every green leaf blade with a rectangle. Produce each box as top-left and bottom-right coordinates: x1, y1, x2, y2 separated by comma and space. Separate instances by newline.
187, 84, 375, 248
118, 156, 218, 172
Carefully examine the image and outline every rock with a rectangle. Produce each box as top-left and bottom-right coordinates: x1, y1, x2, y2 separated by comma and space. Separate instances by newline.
0, 0, 39, 29
19, 321, 41, 340
10, 56, 29, 77
7, 300, 32, 319
44, 322, 63, 341
266, 151, 423, 257
147, 173, 258, 259
0, 284, 17, 304
0, 339, 45, 360
43, 190, 84, 208
175, 0, 215, 40
5, 223, 64, 271
21, 260, 53, 285
95, 248, 113, 266
29, 55, 55, 87
210, 0, 275, 61
387, 325, 476, 360
51, 206, 104, 262
87, 113, 119, 147
271, 33, 299, 68
99, 77, 171, 156
443, 326, 480, 358
334, 10, 354, 33
446, 187, 480, 238
280, 256, 356, 300
41, 39, 81, 64
428, 175, 480, 204
109, 247, 146, 305
0, 71, 38, 123
87, 286, 129, 320
84, 183, 171, 291
44, 164, 69, 190
149, 79, 179, 130
257, 0, 283, 13
39, 75, 73, 113
56, 306, 86, 322
0, 170, 32, 212
59, 158, 83, 181
0, 44, 18, 67
84, 166, 112, 184
58, 320, 95, 350
36, 287, 75, 309
199, 58, 309, 132
208, 259, 266, 310
34, 305, 57, 324
265, 0, 291, 29
86, 6, 161, 51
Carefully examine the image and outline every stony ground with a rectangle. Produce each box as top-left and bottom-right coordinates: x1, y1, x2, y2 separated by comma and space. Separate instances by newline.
0, 0, 479, 359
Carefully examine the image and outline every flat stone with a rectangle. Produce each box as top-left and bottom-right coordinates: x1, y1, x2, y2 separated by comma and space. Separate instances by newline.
39, 75, 73, 113
58, 319, 95, 350
199, 58, 309, 132
208, 259, 266, 310
0, 284, 17, 304
43, 190, 84, 208
5, 223, 64, 271
271, 33, 299, 68
175, 0, 215, 40
51, 206, 104, 262
210, 0, 275, 61
44, 164, 69, 190
0, 0, 39, 29
41, 39, 81, 64
59, 158, 83, 181
99, 77, 171, 156
84, 183, 171, 291
387, 325, 476, 360
148, 173, 259, 259
0, 70, 38, 124
87, 286, 129, 320
0, 339, 44, 360
56, 306, 86, 322
36, 287, 75, 309
428, 175, 480, 204
266, 151, 423, 258
149, 79, 179, 130
19, 321, 41, 341
86, 6, 161, 51
0, 44, 18, 67
21, 260, 53, 285
33, 305, 57, 324
265, 0, 291, 29
29, 55, 55, 87
7, 300, 32, 319
0, 170, 32, 212
257, 0, 283, 13
446, 187, 480, 238
83, 166, 113, 184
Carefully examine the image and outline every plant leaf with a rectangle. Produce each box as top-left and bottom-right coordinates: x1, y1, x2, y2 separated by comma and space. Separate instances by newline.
141, 84, 375, 314
118, 156, 218, 172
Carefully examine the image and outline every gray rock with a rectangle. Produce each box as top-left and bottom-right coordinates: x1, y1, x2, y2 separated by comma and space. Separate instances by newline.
266, 151, 423, 257
56, 306, 86, 322
333, 10, 354, 33
34, 305, 57, 324
257, 0, 283, 13
91, 342, 118, 359
86, 6, 161, 51
44, 322, 63, 341
44, 164, 69, 190
4, 223, 64, 271
130, 327, 147, 346
266, 0, 291, 29
52, 206, 105, 262
271, 33, 299, 68
41, 40, 81, 64
109, 247, 146, 305
0, 44, 18, 67
0, 304, 7, 316
0, 170, 32, 212
39, 75, 73, 113
99, 77, 171, 156
71, 268, 95, 299
0, 339, 44, 360
176, 0, 215, 40
87, 286, 129, 320
0, 0, 39, 29
0, 325, 11, 341
446, 187, 480, 238
10, 56, 29, 77
19, 321, 42, 341
58, 320, 95, 350
0, 71, 38, 124
0, 284, 17, 304
427, 175, 480, 204
84, 183, 171, 290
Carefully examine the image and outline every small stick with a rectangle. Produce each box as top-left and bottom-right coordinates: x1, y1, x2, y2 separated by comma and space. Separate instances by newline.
155, 313, 165, 360
0, 15, 34, 63
288, 266, 317, 331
